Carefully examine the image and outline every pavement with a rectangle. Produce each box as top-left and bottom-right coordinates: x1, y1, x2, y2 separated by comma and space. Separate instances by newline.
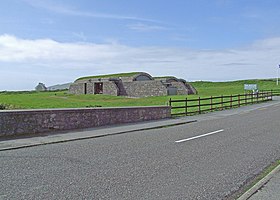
1, 97, 280, 199
237, 97, 280, 200
238, 163, 280, 200
0, 118, 197, 151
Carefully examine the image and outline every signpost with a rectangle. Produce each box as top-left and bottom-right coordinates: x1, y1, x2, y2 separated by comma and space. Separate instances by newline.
277, 64, 280, 86
244, 84, 258, 93
244, 84, 258, 91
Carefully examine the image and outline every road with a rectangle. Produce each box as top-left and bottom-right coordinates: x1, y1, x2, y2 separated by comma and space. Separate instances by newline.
1, 102, 280, 199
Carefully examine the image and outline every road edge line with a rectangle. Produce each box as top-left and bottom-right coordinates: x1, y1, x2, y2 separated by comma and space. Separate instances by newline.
237, 162, 280, 200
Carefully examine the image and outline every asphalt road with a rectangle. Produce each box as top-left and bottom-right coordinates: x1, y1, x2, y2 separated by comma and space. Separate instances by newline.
1, 103, 280, 199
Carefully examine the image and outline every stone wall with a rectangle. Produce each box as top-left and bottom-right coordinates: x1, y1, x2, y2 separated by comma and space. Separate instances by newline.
170, 82, 188, 95
119, 77, 134, 82
103, 82, 119, 96
69, 83, 85, 94
185, 83, 197, 94
115, 81, 127, 96
84, 82, 93, 94
70, 81, 118, 95
69, 78, 197, 97
0, 106, 171, 137
122, 80, 168, 97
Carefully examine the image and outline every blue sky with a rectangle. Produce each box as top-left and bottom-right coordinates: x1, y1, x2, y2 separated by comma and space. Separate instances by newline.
1, 0, 280, 90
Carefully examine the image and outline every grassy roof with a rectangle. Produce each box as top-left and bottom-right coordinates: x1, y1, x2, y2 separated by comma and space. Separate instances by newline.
76, 72, 143, 81
154, 76, 177, 79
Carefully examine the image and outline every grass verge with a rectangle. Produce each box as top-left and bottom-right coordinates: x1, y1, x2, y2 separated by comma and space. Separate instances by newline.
235, 159, 280, 199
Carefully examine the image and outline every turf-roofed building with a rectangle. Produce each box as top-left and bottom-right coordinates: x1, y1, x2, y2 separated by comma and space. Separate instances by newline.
69, 72, 197, 97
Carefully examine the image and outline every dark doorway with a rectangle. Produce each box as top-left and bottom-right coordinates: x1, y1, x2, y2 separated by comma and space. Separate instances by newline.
84, 83, 87, 94
94, 82, 103, 94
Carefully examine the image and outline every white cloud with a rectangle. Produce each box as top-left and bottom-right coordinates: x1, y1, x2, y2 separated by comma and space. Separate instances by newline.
23, 0, 161, 23
72, 32, 87, 41
0, 34, 121, 63
127, 23, 167, 32
0, 34, 280, 90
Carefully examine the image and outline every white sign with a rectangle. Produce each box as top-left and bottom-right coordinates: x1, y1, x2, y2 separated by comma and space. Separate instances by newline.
244, 84, 258, 90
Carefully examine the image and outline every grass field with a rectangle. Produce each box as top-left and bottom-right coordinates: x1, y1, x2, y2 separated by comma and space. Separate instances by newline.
0, 79, 279, 110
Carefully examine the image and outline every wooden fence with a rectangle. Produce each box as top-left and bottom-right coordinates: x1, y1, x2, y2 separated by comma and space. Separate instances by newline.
259, 89, 280, 96
169, 92, 273, 116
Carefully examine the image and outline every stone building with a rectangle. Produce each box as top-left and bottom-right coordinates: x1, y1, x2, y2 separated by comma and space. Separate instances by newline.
35, 83, 47, 91
69, 72, 197, 97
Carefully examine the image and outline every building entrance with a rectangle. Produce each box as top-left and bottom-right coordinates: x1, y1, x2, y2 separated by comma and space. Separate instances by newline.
94, 83, 103, 94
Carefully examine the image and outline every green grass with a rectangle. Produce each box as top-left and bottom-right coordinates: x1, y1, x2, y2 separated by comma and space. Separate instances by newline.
191, 79, 280, 96
171, 79, 280, 115
76, 72, 142, 81
0, 78, 279, 110
154, 76, 176, 79
0, 91, 173, 109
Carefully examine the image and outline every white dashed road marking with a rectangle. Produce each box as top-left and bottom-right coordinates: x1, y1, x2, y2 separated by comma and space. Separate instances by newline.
175, 129, 224, 143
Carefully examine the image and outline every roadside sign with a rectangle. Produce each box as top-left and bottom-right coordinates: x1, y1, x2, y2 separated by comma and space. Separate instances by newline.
244, 84, 258, 91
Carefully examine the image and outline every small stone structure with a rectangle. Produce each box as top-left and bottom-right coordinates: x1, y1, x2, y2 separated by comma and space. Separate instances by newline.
69, 72, 197, 97
35, 83, 47, 91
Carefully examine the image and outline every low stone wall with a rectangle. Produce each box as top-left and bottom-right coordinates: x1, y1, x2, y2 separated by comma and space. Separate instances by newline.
0, 106, 171, 137
122, 81, 168, 97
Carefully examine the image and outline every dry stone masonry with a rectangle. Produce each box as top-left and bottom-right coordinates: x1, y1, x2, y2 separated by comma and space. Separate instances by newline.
69, 72, 197, 97
0, 106, 171, 137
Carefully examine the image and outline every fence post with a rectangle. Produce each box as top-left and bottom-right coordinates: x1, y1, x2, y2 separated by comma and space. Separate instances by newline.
230, 94, 232, 108
221, 95, 223, 110
169, 98, 171, 107
257, 92, 259, 103
210, 96, 213, 111
185, 98, 188, 116
245, 93, 247, 105
266, 92, 268, 101
198, 97, 201, 114
238, 94, 240, 107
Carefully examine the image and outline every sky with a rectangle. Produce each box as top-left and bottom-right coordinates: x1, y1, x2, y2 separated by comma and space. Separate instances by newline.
1, 0, 280, 90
